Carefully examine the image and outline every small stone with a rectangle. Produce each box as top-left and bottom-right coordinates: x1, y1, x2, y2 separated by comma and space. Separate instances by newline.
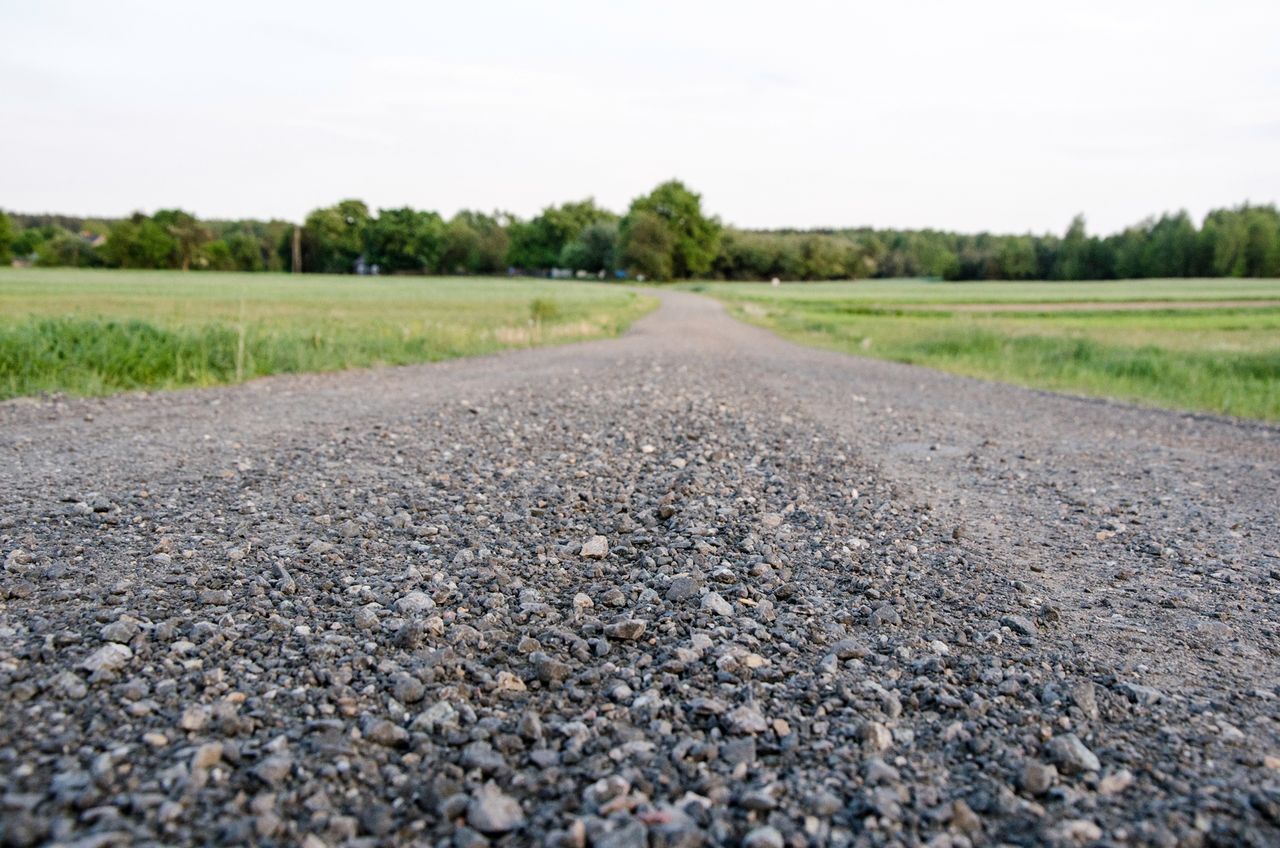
951, 799, 982, 835
1218, 722, 1245, 743
1052, 819, 1103, 843
81, 643, 132, 674
466, 781, 524, 833
1046, 734, 1101, 774
666, 576, 699, 601
870, 605, 901, 627
808, 789, 842, 817
180, 705, 210, 731
392, 672, 425, 703
453, 826, 490, 848
584, 775, 630, 808
494, 671, 526, 694
690, 697, 728, 715
1117, 681, 1163, 706
254, 754, 293, 786
256, 812, 283, 839
743, 825, 784, 848
580, 536, 609, 559
50, 670, 88, 700
864, 757, 899, 785
416, 700, 459, 732
831, 638, 862, 660
399, 618, 430, 649
1098, 769, 1134, 795
710, 567, 736, 584
740, 789, 777, 811
191, 742, 223, 770
1022, 761, 1058, 795
198, 589, 232, 605
1001, 614, 1037, 636
439, 793, 470, 819
100, 618, 139, 644
595, 820, 647, 848
604, 619, 646, 641
862, 721, 893, 752
362, 717, 409, 748
461, 741, 508, 773
725, 704, 768, 735
1071, 681, 1100, 720
396, 591, 435, 615
354, 606, 379, 629
701, 592, 733, 617
533, 654, 573, 685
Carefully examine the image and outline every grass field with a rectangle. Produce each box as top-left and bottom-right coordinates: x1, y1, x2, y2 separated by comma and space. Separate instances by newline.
0, 269, 655, 399
684, 278, 1280, 420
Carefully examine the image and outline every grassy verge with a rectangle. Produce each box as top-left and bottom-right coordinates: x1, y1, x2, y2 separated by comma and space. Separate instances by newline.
686, 279, 1280, 421
0, 269, 655, 399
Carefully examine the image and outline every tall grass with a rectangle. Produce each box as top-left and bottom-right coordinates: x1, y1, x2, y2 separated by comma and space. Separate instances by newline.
711, 285, 1280, 420
0, 270, 655, 399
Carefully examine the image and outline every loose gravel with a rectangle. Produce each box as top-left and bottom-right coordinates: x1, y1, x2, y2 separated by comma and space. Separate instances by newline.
2, 290, 1279, 847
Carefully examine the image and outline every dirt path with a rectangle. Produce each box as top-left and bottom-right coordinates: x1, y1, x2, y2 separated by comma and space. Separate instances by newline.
2, 290, 1278, 846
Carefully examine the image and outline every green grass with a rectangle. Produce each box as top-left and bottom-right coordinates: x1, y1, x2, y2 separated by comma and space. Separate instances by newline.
0, 268, 655, 399
684, 278, 1280, 420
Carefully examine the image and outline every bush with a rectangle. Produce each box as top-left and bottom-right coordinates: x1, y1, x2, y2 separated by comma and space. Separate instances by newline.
530, 298, 560, 322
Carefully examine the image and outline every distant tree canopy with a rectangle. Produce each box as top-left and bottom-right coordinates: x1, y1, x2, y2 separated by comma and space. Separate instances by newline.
560, 221, 619, 274
99, 213, 179, 269
506, 199, 616, 271
4, 187, 1280, 281
441, 211, 510, 275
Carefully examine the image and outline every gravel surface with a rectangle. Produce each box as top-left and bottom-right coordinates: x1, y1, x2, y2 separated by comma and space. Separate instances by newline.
2, 290, 1278, 847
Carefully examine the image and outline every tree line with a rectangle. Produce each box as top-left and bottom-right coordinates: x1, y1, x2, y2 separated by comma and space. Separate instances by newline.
3, 181, 1279, 280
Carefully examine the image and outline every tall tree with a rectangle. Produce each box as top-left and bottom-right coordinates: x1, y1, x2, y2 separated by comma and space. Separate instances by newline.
1242, 205, 1280, 277
101, 214, 180, 268
442, 210, 510, 274
154, 209, 211, 271
34, 229, 101, 267
559, 221, 619, 273
620, 181, 720, 279
363, 207, 446, 273
0, 211, 14, 264
301, 200, 371, 273
619, 210, 675, 279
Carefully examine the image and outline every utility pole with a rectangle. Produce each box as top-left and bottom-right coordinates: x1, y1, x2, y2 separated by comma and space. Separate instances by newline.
291, 226, 302, 274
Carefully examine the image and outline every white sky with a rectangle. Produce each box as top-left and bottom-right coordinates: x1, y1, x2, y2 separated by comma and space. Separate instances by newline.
3, 0, 1278, 235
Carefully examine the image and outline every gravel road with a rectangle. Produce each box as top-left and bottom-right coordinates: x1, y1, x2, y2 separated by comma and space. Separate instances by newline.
2, 289, 1278, 847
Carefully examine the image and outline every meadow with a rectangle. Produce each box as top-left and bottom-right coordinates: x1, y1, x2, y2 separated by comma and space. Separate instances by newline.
0, 269, 655, 399
685, 278, 1280, 420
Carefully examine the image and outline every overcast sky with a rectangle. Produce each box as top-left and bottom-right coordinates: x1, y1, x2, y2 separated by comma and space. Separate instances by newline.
3, 0, 1278, 235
